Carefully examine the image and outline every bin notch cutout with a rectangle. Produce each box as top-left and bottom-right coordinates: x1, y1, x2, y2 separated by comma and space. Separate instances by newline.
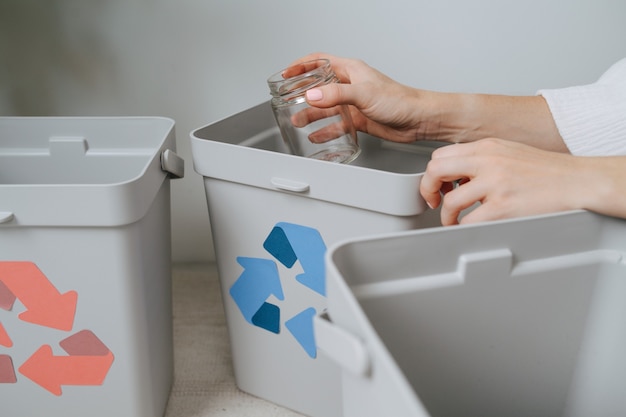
49, 136, 89, 157
458, 248, 513, 283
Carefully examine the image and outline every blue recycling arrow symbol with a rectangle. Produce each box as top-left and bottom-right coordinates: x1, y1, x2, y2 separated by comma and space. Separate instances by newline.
285, 307, 318, 358
263, 222, 326, 296
229, 257, 284, 334
229, 222, 327, 358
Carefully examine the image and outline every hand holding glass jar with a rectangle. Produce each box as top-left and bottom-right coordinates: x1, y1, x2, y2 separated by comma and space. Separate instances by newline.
267, 59, 360, 164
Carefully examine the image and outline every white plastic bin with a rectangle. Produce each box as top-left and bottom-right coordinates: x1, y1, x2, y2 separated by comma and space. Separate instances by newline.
190, 101, 442, 417
0, 117, 183, 417
320, 210, 626, 417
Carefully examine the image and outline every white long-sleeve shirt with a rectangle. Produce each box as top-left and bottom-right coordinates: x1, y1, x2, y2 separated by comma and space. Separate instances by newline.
538, 58, 626, 156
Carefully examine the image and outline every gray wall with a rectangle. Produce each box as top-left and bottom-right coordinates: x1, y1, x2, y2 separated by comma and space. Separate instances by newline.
2, 0, 625, 262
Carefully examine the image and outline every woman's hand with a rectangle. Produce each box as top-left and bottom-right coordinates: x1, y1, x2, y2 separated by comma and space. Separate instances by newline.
288, 52, 438, 143
420, 138, 623, 225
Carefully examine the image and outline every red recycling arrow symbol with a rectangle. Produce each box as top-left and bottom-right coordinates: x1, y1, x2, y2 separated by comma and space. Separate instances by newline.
0, 322, 12, 348
0, 261, 77, 331
19, 330, 115, 395
0, 262, 114, 394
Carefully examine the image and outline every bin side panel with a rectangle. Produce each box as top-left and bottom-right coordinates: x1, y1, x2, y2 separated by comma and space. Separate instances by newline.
0, 182, 173, 417
203, 177, 438, 417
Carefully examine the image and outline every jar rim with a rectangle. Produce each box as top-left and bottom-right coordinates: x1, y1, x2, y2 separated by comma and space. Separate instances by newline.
267, 59, 333, 98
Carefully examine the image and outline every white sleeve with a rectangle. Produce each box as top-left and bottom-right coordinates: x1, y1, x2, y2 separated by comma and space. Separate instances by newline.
537, 58, 626, 156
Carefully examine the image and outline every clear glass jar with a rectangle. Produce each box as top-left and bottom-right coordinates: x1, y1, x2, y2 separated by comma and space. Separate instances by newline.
267, 59, 360, 164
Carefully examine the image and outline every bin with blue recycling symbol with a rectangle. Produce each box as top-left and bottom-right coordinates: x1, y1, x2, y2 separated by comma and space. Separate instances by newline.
190, 101, 442, 417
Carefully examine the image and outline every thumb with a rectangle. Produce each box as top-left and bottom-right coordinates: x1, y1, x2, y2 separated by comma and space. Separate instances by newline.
305, 83, 359, 109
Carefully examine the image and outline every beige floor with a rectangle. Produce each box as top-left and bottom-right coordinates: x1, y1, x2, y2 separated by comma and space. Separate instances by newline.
164, 263, 304, 417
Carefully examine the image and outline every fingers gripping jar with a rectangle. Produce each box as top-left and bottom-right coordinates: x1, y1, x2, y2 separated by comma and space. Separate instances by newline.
267, 59, 361, 164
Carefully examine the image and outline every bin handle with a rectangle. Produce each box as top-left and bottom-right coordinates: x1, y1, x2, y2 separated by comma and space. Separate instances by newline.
0, 212, 14, 224
270, 177, 310, 193
161, 149, 185, 179
314, 311, 370, 377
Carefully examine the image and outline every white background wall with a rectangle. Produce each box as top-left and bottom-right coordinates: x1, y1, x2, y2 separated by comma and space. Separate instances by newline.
2, 0, 625, 262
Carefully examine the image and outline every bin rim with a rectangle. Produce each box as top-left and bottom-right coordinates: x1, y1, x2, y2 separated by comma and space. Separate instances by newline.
0, 116, 178, 227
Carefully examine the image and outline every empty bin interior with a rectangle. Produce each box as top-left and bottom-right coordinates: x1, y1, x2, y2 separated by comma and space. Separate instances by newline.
331, 212, 626, 417
0, 118, 168, 185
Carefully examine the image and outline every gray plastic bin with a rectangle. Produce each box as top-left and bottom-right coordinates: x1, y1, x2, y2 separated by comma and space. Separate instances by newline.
190, 101, 442, 417
0, 117, 183, 417
319, 210, 626, 417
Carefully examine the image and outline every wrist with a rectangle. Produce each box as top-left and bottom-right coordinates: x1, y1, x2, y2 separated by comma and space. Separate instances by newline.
571, 156, 626, 218
411, 90, 474, 142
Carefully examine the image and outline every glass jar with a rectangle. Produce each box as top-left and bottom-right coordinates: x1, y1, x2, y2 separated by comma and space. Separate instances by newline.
267, 59, 360, 164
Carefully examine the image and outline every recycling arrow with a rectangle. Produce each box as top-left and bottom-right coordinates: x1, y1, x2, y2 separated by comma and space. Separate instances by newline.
230, 222, 329, 357
263, 222, 327, 296
0, 261, 77, 331
19, 330, 114, 396
230, 257, 285, 333
285, 307, 318, 358
0, 322, 12, 348
0, 354, 16, 383
0, 279, 16, 311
